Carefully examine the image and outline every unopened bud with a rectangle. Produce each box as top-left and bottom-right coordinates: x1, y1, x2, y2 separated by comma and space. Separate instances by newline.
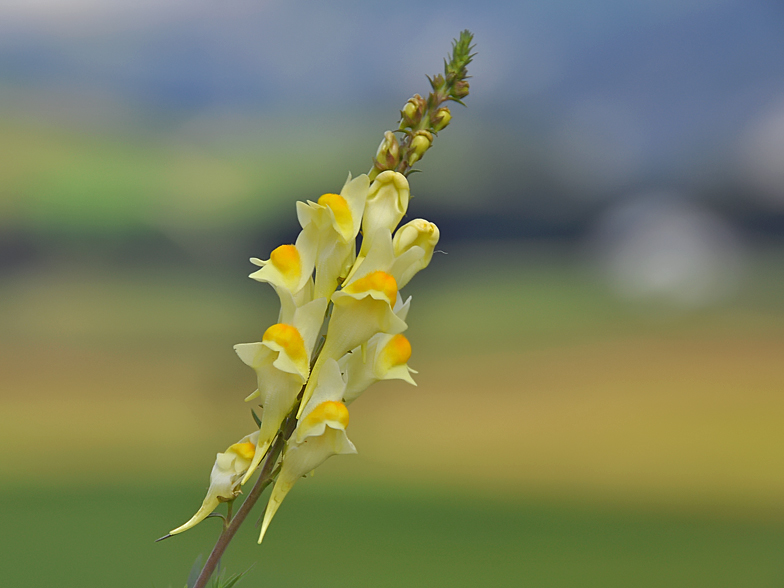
401, 101, 417, 121
399, 94, 427, 130
392, 218, 440, 289
452, 80, 470, 100
407, 130, 433, 166
431, 107, 452, 132
358, 171, 410, 260
429, 73, 445, 92
375, 131, 400, 170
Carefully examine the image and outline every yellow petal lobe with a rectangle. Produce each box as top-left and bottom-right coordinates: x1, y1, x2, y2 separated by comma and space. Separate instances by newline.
318, 193, 353, 236
343, 271, 397, 304
378, 334, 412, 369
263, 324, 307, 365
301, 400, 350, 430
270, 244, 301, 281
229, 442, 256, 461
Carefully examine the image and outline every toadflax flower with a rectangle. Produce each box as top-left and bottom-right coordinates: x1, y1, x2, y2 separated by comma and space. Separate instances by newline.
248, 224, 317, 312
258, 358, 356, 544
296, 174, 369, 300
234, 295, 328, 483
296, 219, 433, 416
298, 263, 406, 416
340, 296, 417, 404
169, 431, 259, 535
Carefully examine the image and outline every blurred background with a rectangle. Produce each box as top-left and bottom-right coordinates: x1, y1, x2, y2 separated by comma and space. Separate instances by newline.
2, 0, 784, 586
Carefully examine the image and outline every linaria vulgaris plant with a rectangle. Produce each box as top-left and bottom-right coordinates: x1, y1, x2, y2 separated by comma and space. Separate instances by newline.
159, 30, 475, 588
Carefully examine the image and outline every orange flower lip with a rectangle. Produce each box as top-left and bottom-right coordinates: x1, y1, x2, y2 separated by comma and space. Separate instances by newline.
269, 244, 301, 281
301, 400, 350, 430
229, 441, 256, 461
343, 270, 398, 304
262, 323, 307, 365
379, 334, 412, 368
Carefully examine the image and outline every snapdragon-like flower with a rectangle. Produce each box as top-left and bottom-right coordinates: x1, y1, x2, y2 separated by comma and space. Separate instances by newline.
298, 242, 408, 416
258, 359, 356, 543
296, 174, 369, 300
248, 224, 317, 311
169, 431, 259, 536
234, 296, 327, 483
340, 296, 417, 404
353, 224, 438, 296
297, 224, 432, 416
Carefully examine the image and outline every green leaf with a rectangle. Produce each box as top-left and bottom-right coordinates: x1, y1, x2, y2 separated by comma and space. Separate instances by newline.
251, 409, 262, 428
207, 565, 252, 588
186, 555, 203, 588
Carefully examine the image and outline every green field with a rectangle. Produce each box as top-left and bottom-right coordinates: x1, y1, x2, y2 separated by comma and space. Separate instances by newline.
6, 483, 784, 588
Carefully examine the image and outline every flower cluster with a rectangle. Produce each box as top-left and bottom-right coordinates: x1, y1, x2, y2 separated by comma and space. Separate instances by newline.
168, 170, 439, 543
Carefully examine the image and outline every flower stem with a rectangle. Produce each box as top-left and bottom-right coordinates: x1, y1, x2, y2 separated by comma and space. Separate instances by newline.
224, 500, 234, 530
192, 412, 297, 588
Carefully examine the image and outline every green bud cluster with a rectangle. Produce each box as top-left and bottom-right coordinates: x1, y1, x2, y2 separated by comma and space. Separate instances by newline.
370, 29, 474, 179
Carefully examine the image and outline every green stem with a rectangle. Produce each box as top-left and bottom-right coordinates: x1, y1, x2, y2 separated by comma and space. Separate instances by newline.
224, 500, 234, 530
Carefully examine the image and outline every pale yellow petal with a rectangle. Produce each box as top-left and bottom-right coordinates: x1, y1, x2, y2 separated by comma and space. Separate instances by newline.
358, 171, 410, 260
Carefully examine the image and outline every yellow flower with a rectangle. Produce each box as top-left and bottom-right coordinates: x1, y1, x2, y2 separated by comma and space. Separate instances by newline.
234, 296, 327, 483
296, 174, 369, 299
392, 219, 440, 289
258, 359, 356, 543
354, 171, 410, 271
328, 269, 405, 357
297, 224, 433, 416
169, 431, 259, 536
353, 225, 435, 294
248, 224, 317, 310
298, 264, 406, 416
340, 296, 417, 404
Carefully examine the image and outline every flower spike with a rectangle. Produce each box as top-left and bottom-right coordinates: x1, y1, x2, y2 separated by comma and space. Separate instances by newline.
163, 32, 475, 580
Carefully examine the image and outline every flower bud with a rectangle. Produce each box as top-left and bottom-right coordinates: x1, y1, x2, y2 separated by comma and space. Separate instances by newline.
393, 218, 439, 257
452, 80, 470, 100
401, 100, 417, 120
392, 218, 440, 289
399, 94, 427, 130
357, 171, 410, 259
375, 131, 400, 171
407, 130, 433, 166
429, 73, 445, 92
431, 107, 452, 132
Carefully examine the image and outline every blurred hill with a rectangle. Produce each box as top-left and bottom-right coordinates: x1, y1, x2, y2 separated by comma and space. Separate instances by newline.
1, 0, 784, 266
